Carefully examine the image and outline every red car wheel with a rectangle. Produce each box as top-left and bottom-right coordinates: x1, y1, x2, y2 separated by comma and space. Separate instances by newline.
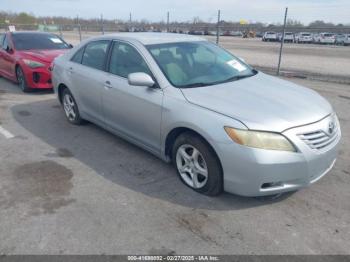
16, 66, 30, 92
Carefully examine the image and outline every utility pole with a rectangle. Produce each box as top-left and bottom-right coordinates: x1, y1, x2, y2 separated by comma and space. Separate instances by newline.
101, 13, 104, 35
167, 11, 170, 32
129, 12, 132, 32
77, 15, 81, 42
277, 7, 288, 75
216, 10, 221, 44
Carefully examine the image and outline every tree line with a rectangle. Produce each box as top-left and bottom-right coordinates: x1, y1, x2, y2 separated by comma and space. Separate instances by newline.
0, 11, 349, 29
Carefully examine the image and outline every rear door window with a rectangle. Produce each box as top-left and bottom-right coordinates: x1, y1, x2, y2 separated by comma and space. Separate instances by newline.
81, 40, 110, 71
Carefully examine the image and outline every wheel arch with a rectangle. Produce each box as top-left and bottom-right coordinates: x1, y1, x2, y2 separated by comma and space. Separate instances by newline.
14, 63, 21, 78
57, 83, 68, 104
164, 127, 223, 171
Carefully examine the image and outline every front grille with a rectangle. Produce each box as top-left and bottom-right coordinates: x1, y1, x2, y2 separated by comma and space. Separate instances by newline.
298, 119, 339, 150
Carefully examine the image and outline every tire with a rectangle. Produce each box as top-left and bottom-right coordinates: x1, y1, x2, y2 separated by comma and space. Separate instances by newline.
16, 66, 30, 92
61, 88, 84, 125
172, 132, 223, 196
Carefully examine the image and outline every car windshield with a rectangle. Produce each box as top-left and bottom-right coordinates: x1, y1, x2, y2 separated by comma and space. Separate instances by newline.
147, 41, 257, 88
12, 33, 70, 50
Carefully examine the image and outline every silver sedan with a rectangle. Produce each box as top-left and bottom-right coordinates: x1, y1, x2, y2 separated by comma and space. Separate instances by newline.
52, 33, 341, 197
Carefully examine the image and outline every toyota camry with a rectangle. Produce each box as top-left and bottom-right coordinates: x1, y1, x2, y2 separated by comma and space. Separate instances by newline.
52, 33, 341, 197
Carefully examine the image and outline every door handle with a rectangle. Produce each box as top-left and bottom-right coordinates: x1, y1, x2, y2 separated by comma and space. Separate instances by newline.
104, 80, 112, 89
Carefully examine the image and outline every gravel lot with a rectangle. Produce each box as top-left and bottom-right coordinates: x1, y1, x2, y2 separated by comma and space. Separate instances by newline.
0, 76, 349, 255
207, 36, 350, 78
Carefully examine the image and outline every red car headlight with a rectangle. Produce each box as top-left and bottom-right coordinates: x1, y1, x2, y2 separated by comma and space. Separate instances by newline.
23, 59, 45, 69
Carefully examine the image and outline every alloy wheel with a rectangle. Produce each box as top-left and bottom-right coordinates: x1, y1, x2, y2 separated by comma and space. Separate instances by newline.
63, 93, 77, 122
16, 67, 26, 91
176, 144, 208, 189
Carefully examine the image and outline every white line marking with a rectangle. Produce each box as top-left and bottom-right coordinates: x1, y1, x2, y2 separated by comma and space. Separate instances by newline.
0, 125, 15, 139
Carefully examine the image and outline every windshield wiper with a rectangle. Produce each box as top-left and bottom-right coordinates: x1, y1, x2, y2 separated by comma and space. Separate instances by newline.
216, 71, 258, 85
179, 70, 258, 88
222, 74, 254, 82
180, 82, 212, 88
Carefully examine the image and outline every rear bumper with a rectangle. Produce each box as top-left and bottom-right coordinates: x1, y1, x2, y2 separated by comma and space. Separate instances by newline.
298, 39, 312, 42
319, 39, 335, 44
23, 66, 53, 89
216, 115, 341, 197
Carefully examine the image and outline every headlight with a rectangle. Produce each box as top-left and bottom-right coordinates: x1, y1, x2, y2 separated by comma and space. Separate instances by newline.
224, 127, 296, 152
23, 59, 45, 69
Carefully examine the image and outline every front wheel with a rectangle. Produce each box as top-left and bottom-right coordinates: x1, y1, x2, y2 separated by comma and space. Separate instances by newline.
172, 133, 223, 196
62, 88, 84, 125
16, 66, 30, 92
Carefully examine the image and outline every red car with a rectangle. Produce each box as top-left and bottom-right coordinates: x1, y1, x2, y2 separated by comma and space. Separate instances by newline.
0, 31, 72, 92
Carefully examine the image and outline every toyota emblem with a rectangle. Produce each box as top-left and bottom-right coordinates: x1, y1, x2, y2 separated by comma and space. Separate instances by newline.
328, 121, 335, 135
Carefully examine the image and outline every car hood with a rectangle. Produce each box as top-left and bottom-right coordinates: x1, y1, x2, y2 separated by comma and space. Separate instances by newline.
18, 49, 68, 64
181, 72, 332, 132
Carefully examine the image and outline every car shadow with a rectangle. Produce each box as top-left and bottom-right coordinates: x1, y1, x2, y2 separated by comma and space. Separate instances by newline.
11, 98, 295, 211
0, 77, 54, 96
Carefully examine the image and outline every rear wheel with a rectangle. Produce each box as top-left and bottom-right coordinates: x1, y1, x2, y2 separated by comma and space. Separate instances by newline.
62, 88, 84, 125
16, 66, 30, 92
172, 132, 223, 196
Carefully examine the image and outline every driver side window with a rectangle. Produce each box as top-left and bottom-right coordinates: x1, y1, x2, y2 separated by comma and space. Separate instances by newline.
109, 42, 151, 78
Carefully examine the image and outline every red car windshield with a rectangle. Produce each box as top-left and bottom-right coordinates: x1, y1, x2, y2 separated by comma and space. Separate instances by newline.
12, 33, 70, 50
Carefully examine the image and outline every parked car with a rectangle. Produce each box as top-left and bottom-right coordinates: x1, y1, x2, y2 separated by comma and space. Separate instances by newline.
262, 31, 277, 42
52, 33, 341, 197
335, 34, 350, 46
295, 32, 313, 44
0, 31, 72, 92
188, 30, 204, 35
255, 32, 264, 38
313, 33, 336, 44
278, 32, 294, 42
207, 31, 217, 36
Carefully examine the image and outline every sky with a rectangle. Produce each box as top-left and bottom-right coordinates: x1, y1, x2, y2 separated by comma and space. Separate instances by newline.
1, 0, 349, 24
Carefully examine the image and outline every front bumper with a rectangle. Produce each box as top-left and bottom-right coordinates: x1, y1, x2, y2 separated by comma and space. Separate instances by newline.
23, 65, 53, 89
217, 115, 341, 197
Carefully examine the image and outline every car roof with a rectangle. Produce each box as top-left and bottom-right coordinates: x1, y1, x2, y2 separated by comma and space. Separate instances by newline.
93, 32, 206, 45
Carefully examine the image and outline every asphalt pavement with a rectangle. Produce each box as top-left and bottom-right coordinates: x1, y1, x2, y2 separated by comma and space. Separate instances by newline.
0, 76, 349, 255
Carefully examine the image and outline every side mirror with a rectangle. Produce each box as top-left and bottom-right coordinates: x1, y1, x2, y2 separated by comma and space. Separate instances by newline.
6, 46, 13, 53
128, 72, 155, 87
68, 44, 74, 49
